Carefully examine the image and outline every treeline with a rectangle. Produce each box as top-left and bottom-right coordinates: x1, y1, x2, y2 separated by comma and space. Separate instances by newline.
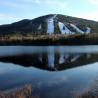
0, 33, 98, 45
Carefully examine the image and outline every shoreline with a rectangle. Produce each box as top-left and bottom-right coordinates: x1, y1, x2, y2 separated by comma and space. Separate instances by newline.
0, 33, 98, 45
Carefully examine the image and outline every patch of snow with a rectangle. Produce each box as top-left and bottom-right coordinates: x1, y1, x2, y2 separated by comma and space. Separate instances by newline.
48, 47, 55, 68
47, 14, 58, 35
38, 24, 42, 30
53, 14, 56, 18
71, 55, 80, 62
53, 14, 57, 19
58, 22, 72, 34
63, 54, 70, 63
86, 27, 91, 34
59, 53, 65, 64
39, 54, 43, 62
47, 18, 54, 34
70, 24, 84, 34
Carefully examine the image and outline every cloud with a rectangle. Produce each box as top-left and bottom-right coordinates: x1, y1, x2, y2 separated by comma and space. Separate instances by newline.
77, 12, 98, 21
76, 0, 98, 21
0, 0, 29, 9
0, 13, 21, 24
0, 13, 19, 20
44, 0, 67, 9
22, 0, 67, 9
0, 1, 19, 8
0, 0, 67, 24
37, 75, 69, 89
87, 0, 98, 5
22, 0, 40, 3
35, 0, 41, 4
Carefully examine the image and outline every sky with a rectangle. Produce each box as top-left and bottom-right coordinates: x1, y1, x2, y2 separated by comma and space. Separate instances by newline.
0, 0, 98, 25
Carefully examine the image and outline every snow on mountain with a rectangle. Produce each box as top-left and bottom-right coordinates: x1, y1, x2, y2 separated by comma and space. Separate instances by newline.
48, 47, 55, 68
46, 14, 92, 35
53, 14, 57, 19
71, 54, 80, 62
59, 53, 65, 64
47, 18, 54, 34
47, 15, 57, 35
38, 14, 91, 35
46, 15, 91, 35
38, 24, 42, 30
0, 14, 97, 36
58, 22, 72, 34
86, 27, 91, 34
70, 24, 84, 34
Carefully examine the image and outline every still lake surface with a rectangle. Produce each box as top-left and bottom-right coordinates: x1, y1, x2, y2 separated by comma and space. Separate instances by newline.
0, 45, 98, 98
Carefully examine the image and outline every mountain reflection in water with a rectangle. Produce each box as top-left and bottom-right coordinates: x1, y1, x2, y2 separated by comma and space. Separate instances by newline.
0, 46, 98, 98
0, 53, 98, 71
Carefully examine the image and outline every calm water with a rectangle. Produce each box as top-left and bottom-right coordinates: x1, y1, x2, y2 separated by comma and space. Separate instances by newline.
0, 46, 98, 98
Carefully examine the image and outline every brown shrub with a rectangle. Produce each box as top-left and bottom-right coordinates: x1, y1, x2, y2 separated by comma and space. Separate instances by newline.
0, 84, 39, 98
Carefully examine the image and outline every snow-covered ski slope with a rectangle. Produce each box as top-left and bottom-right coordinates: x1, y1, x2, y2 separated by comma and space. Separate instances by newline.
47, 15, 91, 35
58, 22, 71, 34
47, 14, 57, 34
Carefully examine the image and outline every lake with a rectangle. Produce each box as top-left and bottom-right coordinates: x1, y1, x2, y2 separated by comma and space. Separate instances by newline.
0, 45, 98, 98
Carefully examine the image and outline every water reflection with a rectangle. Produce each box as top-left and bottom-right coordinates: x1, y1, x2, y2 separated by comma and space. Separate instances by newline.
0, 62, 98, 98
0, 47, 98, 71
0, 46, 98, 98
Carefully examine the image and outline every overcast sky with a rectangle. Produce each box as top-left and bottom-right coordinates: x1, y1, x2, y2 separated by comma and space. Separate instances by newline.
0, 0, 98, 24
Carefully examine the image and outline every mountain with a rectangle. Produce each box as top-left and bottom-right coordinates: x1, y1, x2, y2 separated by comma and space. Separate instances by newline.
0, 52, 98, 71
0, 14, 98, 36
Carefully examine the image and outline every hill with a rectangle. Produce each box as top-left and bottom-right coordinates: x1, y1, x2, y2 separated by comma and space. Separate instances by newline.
0, 14, 98, 36
0, 14, 98, 45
